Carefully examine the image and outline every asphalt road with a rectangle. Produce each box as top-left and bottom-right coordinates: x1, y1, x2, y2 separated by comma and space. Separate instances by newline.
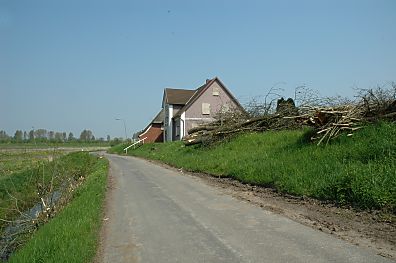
100, 154, 393, 263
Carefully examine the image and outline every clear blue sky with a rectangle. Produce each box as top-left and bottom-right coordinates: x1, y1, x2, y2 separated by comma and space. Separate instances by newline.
1, 0, 395, 139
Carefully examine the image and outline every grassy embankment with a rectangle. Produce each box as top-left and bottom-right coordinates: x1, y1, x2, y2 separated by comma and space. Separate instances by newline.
0, 151, 108, 262
111, 122, 395, 213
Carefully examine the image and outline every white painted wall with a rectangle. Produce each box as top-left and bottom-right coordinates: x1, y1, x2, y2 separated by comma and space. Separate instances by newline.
166, 104, 173, 141
180, 111, 186, 140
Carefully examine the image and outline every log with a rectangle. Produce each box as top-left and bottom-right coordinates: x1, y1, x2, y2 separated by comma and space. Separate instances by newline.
188, 125, 218, 134
184, 137, 203, 146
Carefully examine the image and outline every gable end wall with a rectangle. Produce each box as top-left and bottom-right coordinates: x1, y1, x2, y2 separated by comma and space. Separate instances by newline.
184, 81, 239, 133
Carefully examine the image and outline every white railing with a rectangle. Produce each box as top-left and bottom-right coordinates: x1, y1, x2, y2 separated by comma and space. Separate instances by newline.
123, 137, 147, 154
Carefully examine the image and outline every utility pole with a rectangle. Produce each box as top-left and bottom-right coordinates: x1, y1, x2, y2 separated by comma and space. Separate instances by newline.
115, 118, 127, 141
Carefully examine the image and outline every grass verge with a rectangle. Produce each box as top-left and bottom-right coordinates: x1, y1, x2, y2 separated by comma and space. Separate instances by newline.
0, 152, 95, 229
111, 122, 395, 213
8, 154, 108, 263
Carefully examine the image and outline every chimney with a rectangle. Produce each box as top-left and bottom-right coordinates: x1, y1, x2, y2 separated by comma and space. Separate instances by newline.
206, 79, 211, 84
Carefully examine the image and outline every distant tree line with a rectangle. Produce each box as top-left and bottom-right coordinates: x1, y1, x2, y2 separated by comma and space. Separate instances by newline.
0, 129, 123, 145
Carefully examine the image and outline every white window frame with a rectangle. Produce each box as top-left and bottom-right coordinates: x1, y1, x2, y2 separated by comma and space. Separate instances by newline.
202, 103, 211, 115
212, 87, 220, 96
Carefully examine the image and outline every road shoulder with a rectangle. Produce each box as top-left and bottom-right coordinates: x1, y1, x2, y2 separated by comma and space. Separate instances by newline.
140, 156, 395, 260
93, 161, 118, 263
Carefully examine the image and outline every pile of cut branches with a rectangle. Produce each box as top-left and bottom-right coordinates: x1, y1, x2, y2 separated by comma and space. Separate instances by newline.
183, 105, 302, 146
299, 105, 364, 145
183, 85, 396, 146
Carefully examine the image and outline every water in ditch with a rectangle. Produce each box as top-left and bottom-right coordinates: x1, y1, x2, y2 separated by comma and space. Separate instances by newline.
0, 190, 62, 261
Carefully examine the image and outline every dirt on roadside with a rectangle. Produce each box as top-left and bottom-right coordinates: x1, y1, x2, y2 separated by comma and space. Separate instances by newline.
199, 174, 395, 259
147, 159, 395, 260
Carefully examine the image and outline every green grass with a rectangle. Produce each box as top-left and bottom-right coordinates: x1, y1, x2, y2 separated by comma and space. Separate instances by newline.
0, 142, 111, 148
0, 151, 64, 228
0, 152, 99, 229
106, 142, 126, 154
0, 151, 107, 262
111, 122, 396, 212
0, 149, 108, 262
8, 155, 108, 263
0, 150, 63, 177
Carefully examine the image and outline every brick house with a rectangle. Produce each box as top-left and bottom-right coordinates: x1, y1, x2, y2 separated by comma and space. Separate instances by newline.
138, 109, 164, 143
162, 77, 243, 142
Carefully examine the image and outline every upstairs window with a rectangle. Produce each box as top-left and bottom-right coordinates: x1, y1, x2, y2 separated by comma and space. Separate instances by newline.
212, 87, 220, 96
202, 103, 211, 115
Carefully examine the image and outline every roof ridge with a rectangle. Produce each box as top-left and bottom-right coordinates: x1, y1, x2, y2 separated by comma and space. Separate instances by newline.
173, 77, 217, 117
165, 87, 194, 91
164, 88, 196, 105
184, 77, 216, 105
